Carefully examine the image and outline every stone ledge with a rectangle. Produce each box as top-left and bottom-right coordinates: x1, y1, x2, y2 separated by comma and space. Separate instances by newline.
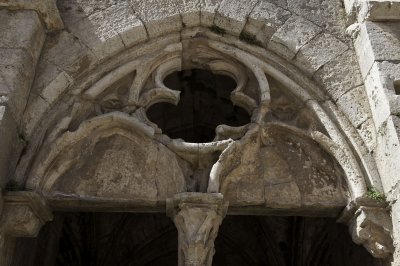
0, 0, 63, 31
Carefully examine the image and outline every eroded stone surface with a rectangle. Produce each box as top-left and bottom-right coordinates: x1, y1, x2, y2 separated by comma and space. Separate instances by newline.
268, 15, 322, 60
214, 0, 259, 36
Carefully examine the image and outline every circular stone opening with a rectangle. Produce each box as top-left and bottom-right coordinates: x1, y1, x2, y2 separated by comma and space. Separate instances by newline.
146, 69, 251, 142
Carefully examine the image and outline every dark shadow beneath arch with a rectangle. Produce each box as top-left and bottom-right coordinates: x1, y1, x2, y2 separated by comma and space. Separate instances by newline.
11, 214, 382, 266
146, 69, 250, 143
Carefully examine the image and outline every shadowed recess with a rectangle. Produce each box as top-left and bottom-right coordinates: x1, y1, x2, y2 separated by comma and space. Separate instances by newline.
146, 69, 251, 143
10, 213, 381, 266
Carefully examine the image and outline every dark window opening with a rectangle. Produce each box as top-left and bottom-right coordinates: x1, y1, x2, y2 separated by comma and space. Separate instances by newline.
146, 69, 251, 143
11, 214, 381, 266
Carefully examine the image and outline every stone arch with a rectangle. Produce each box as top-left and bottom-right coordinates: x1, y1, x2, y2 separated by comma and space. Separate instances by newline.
8, 0, 393, 261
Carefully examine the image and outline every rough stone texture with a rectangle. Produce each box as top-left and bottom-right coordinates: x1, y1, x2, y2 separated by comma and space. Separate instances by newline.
63, 4, 129, 61
294, 33, 348, 76
131, 0, 182, 38
358, 0, 400, 22
1, 0, 400, 264
40, 31, 97, 77
214, 0, 259, 36
346, 206, 394, 258
0, 0, 64, 30
287, 0, 348, 40
243, 1, 291, 44
52, 134, 186, 202
180, 0, 201, 28
313, 50, 363, 102
337, 85, 371, 128
200, 0, 221, 27
357, 118, 377, 153
355, 21, 400, 78
0, 10, 45, 121
375, 115, 400, 193
268, 15, 322, 60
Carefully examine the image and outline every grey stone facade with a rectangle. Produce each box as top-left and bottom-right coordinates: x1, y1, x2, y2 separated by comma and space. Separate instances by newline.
0, 0, 399, 265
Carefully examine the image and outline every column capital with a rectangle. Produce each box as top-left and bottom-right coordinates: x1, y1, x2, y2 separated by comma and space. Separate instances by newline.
167, 193, 228, 266
338, 202, 394, 258
0, 191, 52, 238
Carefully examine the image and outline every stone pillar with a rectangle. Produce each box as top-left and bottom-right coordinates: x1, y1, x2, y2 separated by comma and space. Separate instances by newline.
167, 193, 228, 266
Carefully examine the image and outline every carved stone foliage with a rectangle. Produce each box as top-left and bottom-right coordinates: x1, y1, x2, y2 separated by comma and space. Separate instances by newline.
167, 193, 228, 266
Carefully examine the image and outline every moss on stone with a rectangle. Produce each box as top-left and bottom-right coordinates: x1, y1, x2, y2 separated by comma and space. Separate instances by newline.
366, 187, 386, 202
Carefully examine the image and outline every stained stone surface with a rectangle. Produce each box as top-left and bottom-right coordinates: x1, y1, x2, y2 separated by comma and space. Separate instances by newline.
0, 0, 399, 264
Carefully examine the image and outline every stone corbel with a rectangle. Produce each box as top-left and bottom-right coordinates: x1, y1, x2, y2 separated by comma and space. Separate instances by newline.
0, 0, 64, 30
167, 193, 228, 266
338, 202, 394, 258
0, 191, 53, 239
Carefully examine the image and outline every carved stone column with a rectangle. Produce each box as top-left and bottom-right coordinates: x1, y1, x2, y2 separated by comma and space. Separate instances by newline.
167, 193, 228, 266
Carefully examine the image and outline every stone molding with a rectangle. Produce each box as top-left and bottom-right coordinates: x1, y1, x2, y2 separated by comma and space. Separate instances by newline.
0, 0, 63, 30
167, 193, 228, 266
0, 191, 52, 238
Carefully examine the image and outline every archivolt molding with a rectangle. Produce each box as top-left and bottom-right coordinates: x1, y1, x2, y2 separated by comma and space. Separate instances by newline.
18, 30, 374, 205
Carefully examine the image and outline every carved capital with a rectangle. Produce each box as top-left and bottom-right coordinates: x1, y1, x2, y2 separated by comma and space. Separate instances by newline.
339, 204, 394, 258
0, 192, 52, 238
167, 193, 228, 266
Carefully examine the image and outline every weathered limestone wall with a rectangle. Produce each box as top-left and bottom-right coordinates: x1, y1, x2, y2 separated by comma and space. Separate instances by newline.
345, 1, 400, 265
344, 0, 400, 263
0, 0, 399, 265
0, 8, 45, 209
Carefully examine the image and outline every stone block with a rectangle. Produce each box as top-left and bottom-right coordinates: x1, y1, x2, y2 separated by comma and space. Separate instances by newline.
375, 115, 400, 193
313, 50, 363, 102
355, 21, 400, 78
243, 1, 291, 44
66, 6, 128, 62
294, 33, 348, 76
375, 61, 400, 116
358, 0, 400, 21
200, 0, 222, 27
103, 3, 148, 47
131, 0, 182, 38
41, 31, 98, 77
0, 48, 35, 121
40, 72, 74, 105
357, 118, 377, 153
268, 15, 322, 60
22, 95, 50, 138
337, 85, 371, 128
214, 0, 259, 36
265, 182, 301, 208
364, 62, 393, 129
0, 9, 45, 61
180, 0, 201, 27
287, 0, 347, 40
